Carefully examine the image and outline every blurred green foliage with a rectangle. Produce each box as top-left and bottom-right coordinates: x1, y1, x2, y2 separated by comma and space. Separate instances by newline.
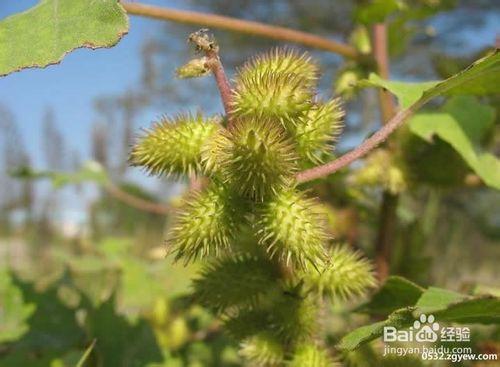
0, 237, 240, 366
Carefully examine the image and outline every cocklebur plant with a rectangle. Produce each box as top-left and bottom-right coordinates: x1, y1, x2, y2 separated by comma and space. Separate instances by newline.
348, 148, 408, 195
131, 30, 375, 366
131, 113, 221, 178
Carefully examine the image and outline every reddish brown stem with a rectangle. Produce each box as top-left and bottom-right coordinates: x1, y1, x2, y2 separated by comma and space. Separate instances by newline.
206, 50, 233, 122
296, 101, 421, 183
188, 30, 234, 126
373, 24, 397, 124
122, 2, 360, 60
372, 23, 398, 281
374, 192, 398, 281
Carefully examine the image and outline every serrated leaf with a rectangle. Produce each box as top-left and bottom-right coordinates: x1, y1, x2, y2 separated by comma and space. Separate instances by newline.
415, 287, 465, 310
0, 0, 129, 76
338, 277, 500, 351
409, 97, 499, 189
338, 308, 414, 351
434, 297, 500, 324
359, 49, 500, 108
357, 276, 424, 316
338, 321, 385, 351
430, 48, 500, 97
415, 287, 500, 324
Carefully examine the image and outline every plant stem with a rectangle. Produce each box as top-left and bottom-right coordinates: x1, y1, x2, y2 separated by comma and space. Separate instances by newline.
186, 31, 233, 191
122, 2, 361, 60
187, 29, 234, 125
205, 49, 233, 122
104, 182, 170, 215
374, 192, 398, 281
372, 24, 396, 124
296, 101, 422, 183
372, 23, 398, 281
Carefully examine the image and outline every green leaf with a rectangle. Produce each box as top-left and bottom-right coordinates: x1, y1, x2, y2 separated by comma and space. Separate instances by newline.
435, 297, 500, 324
415, 287, 465, 311
0, 270, 35, 343
0, 0, 129, 77
409, 97, 499, 189
10, 161, 109, 188
442, 96, 496, 144
359, 49, 500, 108
357, 276, 424, 316
51, 161, 109, 188
359, 74, 438, 109
338, 308, 414, 351
338, 321, 386, 351
339, 284, 500, 351
435, 50, 500, 97
85, 296, 163, 367
6, 277, 86, 355
60, 238, 194, 319
118, 258, 165, 320
416, 287, 500, 324
354, 0, 404, 25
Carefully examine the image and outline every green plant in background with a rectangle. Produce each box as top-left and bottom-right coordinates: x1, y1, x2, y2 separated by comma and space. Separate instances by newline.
131, 42, 376, 365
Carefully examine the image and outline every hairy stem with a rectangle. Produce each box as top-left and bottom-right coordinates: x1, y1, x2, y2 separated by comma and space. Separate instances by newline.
296, 101, 421, 183
187, 30, 234, 126
205, 50, 233, 123
122, 2, 360, 60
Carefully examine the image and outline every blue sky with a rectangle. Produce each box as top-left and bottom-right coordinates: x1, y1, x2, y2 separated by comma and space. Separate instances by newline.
0, 1, 172, 168
0, 1, 498, 225
0, 0, 192, 224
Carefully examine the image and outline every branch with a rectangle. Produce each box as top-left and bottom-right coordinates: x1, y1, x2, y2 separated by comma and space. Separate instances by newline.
371, 23, 398, 281
374, 191, 398, 281
122, 2, 360, 60
295, 22, 418, 184
104, 182, 170, 215
296, 101, 423, 183
187, 29, 234, 126
206, 51, 233, 118
372, 24, 396, 124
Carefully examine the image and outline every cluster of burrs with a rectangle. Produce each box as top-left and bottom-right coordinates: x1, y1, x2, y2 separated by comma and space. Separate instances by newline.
131, 42, 375, 366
